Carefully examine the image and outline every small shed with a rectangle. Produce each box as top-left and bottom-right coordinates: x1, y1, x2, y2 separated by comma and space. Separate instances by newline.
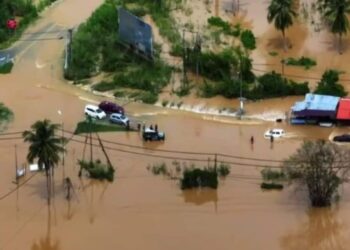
336, 98, 350, 120
291, 94, 340, 119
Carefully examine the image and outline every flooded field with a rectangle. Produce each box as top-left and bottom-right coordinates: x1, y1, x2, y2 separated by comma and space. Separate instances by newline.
1, 0, 350, 249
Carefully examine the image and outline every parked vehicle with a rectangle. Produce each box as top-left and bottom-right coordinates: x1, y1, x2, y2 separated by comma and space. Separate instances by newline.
109, 113, 129, 126
99, 101, 124, 114
333, 134, 350, 142
264, 129, 285, 139
143, 128, 165, 141
84, 104, 106, 119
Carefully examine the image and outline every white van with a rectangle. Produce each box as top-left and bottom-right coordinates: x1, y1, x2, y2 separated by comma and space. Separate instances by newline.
84, 104, 106, 119
264, 129, 285, 139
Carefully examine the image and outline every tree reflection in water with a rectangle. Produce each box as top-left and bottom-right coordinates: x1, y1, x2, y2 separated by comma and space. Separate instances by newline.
31, 206, 59, 250
280, 207, 348, 250
182, 188, 218, 212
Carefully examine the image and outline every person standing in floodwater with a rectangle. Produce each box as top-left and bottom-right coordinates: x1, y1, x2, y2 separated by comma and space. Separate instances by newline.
155, 124, 158, 132
250, 136, 254, 145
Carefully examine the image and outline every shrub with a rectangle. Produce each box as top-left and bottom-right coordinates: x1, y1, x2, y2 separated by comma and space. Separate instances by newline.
181, 168, 218, 189
261, 167, 285, 181
261, 182, 284, 190
92, 81, 115, 92
161, 100, 169, 107
78, 159, 115, 182
284, 56, 316, 69
150, 162, 168, 175
217, 163, 230, 177
0, 62, 14, 74
136, 91, 158, 104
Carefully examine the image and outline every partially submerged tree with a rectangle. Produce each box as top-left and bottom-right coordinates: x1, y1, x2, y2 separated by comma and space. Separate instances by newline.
267, 0, 297, 51
324, 0, 350, 54
0, 103, 13, 131
23, 119, 65, 205
284, 140, 350, 207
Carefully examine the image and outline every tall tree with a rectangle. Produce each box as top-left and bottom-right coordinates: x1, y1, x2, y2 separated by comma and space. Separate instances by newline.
324, 0, 350, 54
284, 140, 350, 207
267, 0, 296, 51
23, 119, 65, 205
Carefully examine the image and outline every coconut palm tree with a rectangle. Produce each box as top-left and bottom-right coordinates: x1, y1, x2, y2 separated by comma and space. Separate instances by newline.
324, 0, 350, 54
23, 119, 64, 205
267, 0, 297, 51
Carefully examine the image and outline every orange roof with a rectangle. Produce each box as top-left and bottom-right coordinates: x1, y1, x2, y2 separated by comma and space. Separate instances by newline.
336, 98, 350, 120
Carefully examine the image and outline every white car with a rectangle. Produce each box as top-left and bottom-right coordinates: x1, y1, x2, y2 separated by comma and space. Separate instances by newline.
109, 113, 129, 126
264, 129, 285, 139
84, 104, 106, 119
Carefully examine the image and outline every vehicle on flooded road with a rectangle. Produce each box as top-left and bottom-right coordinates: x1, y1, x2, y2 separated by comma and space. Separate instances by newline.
109, 113, 129, 126
84, 104, 106, 119
99, 101, 124, 114
264, 129, 285, 139
143, 128, 165, 141
333, 134, 350, 142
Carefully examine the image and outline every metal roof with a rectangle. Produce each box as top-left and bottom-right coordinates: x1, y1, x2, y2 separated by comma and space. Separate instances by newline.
292, 94, 340, 112
336, 98, 350, 120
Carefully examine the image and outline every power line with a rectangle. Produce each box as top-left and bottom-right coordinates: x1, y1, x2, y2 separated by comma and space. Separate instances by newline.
0, 173, 38, 201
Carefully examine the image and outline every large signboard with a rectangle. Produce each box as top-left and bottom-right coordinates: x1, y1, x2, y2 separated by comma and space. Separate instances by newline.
118, 8, 153, 58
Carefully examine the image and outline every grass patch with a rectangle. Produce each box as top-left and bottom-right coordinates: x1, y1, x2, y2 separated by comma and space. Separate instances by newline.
92, 81, 115, 92
78, 159, 115, 182
269, 51, 278, 56
0, 62, 14, 74
284, 56, 317, 70
261, 182, 284, 190
74, 120, 129, 134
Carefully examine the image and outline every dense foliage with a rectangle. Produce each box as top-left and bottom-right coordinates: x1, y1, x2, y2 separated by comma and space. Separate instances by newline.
0, 103, 13, 131
181, 168, 218, 189
0, 0, 38, 46
314, 69, 347, 97
240, 30, 256, 51
207, 16, 241, 37
199, 71, 309, 99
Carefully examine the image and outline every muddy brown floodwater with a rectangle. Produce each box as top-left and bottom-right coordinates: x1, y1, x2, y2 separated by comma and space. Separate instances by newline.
1, 0, 350, 249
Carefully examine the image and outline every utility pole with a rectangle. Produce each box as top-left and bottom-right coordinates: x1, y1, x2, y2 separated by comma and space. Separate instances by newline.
238, 53, 244, 119
182, 29, 188, 88
214, 154, 217, 172
14, 144, 18, 183
89, 117, 93, 163
62, 122, 65, 180
68, 28, 73, 68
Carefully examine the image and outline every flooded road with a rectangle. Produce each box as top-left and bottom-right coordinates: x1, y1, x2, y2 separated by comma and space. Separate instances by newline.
1, 0, 350, 249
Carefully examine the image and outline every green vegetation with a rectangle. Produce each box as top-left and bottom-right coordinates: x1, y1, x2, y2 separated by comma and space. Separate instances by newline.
269, 51, 279, 56
314, 69, 347, 97
284, 56, 317, 69
0, 62, 14, 74
322, 0, 350, 53
284, 140, 350, 207
74, 120, 131, 134
122, 0, 183, 55
267, 0, 296, 50
260, 167, 284, 190
261, 182, 284, 190
161, 100, 169, 107
0, 103, 13, 130
240, 30, 256, 51
0, 0, 59, 49
23, 119, 65, 205
148, 161, 230, 188
78, 159, 115, 182
66, 1, 172, 102
199, 71, 309, 99
207, 16, 241, 37
181, 168, 218, 189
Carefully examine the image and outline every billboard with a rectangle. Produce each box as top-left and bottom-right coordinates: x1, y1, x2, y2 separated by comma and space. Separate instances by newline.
118, 8, 153, 58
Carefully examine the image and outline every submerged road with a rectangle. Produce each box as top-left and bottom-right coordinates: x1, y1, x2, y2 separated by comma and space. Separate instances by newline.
0, 0, 349, 250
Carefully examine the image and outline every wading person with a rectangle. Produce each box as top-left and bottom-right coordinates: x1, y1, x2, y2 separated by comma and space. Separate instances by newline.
250, 136, 254, 145
155, 124, 158, 132
150, 124, 153, 130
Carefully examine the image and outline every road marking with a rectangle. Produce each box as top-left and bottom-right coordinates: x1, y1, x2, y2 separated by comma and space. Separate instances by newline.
14, 24, 57, 62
